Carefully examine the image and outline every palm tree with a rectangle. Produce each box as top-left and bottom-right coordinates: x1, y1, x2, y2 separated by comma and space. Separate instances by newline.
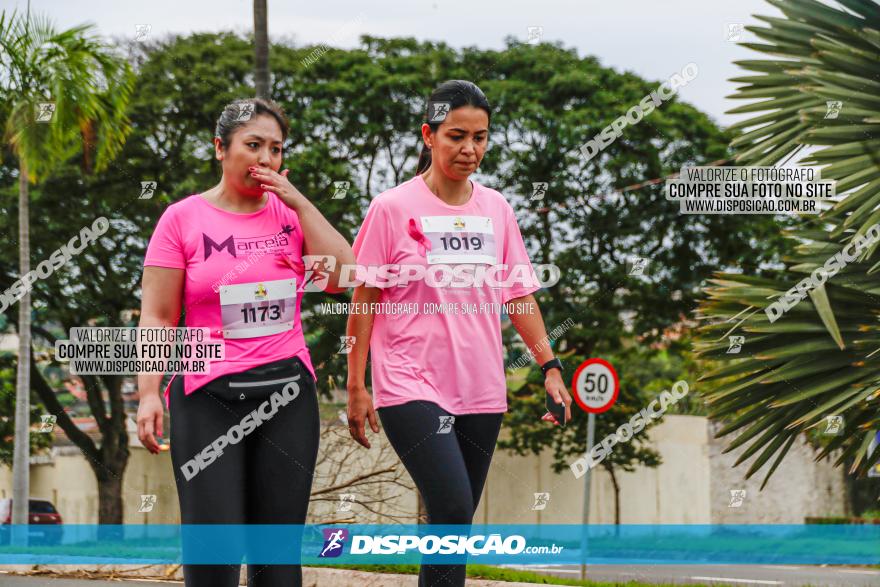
253, 0, 269, 98
695, 0, 880, 488
0, 9, 134, 524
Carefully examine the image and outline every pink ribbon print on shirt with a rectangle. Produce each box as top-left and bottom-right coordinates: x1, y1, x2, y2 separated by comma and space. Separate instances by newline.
408, 218, 432, 257
276, 250, 337, 292
276, 251, 321, 293
275, 250, 304, 274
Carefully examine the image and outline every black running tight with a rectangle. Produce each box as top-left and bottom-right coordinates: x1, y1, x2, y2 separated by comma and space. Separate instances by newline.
377, 400, 504, 587
169, 356, 319, 587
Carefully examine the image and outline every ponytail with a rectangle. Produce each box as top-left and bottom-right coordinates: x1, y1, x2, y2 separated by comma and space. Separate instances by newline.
416, 144, 432, 175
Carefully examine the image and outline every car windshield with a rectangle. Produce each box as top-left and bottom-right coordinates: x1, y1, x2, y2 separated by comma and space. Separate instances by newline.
28, 500, 58, 514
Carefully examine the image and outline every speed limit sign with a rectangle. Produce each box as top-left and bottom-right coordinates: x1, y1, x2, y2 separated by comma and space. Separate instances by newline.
572, 358, 619, 414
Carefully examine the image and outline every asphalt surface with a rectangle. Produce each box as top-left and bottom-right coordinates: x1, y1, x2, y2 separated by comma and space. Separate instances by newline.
506, 563, 880, 586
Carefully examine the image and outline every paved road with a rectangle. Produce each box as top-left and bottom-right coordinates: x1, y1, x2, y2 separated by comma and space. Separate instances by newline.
503, 563, 880, 586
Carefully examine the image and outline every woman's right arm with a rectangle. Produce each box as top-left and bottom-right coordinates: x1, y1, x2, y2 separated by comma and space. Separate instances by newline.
346, 284, 381, 448
136, 266, 184, 454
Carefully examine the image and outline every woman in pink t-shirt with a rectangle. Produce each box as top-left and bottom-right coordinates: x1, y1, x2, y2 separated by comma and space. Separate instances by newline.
136, 98, 354, 587
346, 80, 573, 586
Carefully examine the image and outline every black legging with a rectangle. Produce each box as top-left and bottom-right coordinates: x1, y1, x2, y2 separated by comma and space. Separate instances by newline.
377, 400, 504, 587
169, 356, 320, 587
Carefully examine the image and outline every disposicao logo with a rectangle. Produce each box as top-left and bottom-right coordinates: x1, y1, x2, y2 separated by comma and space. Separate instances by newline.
319, 528, 348, 558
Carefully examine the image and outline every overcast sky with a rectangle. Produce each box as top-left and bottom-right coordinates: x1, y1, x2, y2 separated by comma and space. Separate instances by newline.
9, 0, 781, 127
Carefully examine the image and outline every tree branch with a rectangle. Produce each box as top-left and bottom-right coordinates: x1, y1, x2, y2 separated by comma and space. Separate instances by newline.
29, 344, 100, 462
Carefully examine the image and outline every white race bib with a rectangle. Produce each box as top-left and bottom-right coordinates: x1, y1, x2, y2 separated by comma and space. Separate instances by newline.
420, 215, 496, 265
219, 278, 297, 339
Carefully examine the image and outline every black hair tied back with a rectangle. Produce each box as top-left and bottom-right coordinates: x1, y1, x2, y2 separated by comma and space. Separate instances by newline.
417, 80, 491, 175
215, 98, 290, 148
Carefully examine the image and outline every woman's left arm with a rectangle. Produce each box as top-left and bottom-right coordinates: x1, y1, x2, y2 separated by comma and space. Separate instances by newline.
506, 294, 572, 422
252, 167, 356, 294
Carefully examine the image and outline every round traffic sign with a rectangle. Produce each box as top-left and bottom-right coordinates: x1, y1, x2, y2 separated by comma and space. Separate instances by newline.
571, 358, 619, 414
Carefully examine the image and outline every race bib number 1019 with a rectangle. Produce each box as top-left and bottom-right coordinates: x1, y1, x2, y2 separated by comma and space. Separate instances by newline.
420, 215, 497, 265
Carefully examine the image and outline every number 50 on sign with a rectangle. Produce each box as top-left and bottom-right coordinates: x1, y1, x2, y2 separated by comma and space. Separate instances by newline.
572, 358, 619, 414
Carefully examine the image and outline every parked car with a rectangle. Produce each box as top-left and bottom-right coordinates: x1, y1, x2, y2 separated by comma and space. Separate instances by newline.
0, 498, 63, 544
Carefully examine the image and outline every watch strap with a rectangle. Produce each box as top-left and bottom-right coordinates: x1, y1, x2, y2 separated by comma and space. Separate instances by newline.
540, 357, 563, 376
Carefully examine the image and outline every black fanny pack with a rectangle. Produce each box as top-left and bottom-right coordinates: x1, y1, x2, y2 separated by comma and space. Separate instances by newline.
212, 356, 312, 402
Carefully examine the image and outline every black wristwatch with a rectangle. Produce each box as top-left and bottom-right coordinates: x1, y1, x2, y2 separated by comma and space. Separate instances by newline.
540, 358, 563, 377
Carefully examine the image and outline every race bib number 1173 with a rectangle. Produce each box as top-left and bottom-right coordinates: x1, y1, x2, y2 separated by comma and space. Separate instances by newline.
219, 278, 296, 339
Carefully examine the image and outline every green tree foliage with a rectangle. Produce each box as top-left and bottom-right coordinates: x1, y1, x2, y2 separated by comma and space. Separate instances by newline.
0, 30, 792, 519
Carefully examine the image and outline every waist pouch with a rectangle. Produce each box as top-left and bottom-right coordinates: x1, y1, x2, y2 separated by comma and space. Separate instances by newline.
208, 356, 310, 403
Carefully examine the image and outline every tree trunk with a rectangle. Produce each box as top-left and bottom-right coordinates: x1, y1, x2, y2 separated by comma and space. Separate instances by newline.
12, 159, 31, 525
93, 415, 130, 524
93, 451, 127, 541
96, 467, 125, 524
606, 464, 620, 525
253, 0, 269, 98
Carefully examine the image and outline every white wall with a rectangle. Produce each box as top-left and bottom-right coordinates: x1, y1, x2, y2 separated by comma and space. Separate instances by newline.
0, 415, 846, 525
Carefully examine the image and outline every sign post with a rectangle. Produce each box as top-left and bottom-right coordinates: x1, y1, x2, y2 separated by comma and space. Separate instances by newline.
572, 358, 619, 581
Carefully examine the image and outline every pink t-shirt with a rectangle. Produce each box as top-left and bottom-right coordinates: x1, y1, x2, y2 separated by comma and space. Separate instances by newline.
352, 175, 541, 415
143, 192, 316, 410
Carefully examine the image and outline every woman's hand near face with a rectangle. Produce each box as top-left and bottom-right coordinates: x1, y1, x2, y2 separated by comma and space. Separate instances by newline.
249, 167, 309, 211
250, 166, 356, 294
